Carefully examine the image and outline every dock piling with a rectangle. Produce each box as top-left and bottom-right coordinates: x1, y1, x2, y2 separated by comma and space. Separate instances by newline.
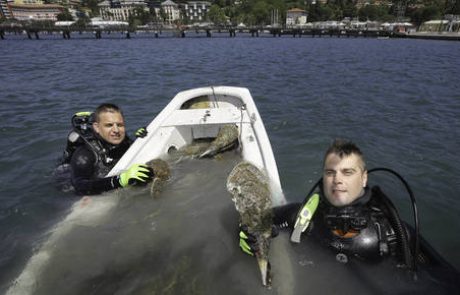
62, 30, 71, 39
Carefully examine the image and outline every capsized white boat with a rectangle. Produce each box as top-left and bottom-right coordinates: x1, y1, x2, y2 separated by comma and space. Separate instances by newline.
110, 85, 285, 206
7, 86, 286, 295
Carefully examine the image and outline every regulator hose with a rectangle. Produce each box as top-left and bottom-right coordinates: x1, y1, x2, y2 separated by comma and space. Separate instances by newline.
368, 167, 419, 274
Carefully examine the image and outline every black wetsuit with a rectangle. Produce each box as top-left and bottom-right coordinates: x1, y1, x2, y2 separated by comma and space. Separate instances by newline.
273, 188, 399, 263
70, 136, 132, 195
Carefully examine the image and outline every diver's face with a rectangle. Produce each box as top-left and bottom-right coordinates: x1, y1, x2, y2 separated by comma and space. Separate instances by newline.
93, 111, 126, 145
322, 153, 367, 207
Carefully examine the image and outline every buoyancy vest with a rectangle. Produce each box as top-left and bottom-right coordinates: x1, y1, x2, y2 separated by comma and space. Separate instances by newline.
61, 112, 113, 167
311, 189, 398, 263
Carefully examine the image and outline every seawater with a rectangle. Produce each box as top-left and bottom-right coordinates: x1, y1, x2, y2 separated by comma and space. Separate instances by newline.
0, 37, 459, 293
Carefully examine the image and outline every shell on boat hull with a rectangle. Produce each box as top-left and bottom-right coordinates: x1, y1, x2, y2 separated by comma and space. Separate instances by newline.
145, 159, 171, 197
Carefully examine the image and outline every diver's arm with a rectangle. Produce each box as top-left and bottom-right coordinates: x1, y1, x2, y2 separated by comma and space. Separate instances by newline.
273, 203, 302, 229
70, 147, 121, 195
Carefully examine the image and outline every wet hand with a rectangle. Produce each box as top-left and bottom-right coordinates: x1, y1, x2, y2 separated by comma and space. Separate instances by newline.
135, 127, 148, 138
239, 225, 257, 256
119, 164, 154, 187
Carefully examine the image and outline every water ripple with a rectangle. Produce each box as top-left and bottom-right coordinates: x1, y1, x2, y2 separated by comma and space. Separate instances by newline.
0, 37, 459, 277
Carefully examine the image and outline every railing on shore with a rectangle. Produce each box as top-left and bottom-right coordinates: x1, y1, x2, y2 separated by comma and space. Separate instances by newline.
1, 24, 458, 41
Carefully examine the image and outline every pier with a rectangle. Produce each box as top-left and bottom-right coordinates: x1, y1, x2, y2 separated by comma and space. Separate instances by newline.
1, 23, 458, 41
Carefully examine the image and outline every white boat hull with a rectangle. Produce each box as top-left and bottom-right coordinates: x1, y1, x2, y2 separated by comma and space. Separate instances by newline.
110, 86, 285, 206
7, 86, 286, 295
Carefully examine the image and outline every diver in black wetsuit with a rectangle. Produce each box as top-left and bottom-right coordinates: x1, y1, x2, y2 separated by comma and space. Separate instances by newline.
270, 186, 400, 263
66, 103, 154, 195
240, 139, 413, 267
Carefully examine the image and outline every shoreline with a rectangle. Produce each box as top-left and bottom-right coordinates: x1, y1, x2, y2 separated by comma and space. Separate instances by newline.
1, 29, 458, 41
398, 32, 460, 41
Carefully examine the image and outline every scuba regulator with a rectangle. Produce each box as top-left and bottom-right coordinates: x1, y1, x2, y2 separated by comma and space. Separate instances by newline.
291, 168, 419, 275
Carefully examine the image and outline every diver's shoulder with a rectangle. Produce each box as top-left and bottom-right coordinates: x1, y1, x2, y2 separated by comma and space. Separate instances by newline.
71, 144, 96, 165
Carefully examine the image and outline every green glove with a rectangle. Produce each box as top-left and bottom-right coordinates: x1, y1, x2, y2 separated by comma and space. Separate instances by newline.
239, 225, 257, 256
239, 224, 278, 256
135, 127, 148, 138
119, 164, 154, 187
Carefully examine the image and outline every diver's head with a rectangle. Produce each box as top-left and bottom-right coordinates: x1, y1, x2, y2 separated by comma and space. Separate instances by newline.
92, 103, 126, 145
322, 139, 368, 207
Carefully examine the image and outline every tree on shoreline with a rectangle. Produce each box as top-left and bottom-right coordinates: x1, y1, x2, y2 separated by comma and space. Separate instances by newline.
82, 0, 100, 17
208, 4, 227, 25
57, 9, 74, 21
48, 0, 457, 27
212, 0, 453, 25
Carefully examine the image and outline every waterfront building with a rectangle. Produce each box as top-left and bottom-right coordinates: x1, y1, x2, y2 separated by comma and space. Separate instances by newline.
183, 1, 210, 23
98, 0, 147, 21
0, 0, 14, 18
145, 0, 160, 12
1, 0, 42, 17
286, 8, 307, 27
7, 2, 64, 20
50, 0, 81, 9
355, 0, 391, 9
13, 0, 43, 4
419, 19, 460, 32
160, 0, 180, 24
1, 0, 71, 20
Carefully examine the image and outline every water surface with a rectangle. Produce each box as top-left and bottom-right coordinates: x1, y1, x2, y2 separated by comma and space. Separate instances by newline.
0, 36, 459, 293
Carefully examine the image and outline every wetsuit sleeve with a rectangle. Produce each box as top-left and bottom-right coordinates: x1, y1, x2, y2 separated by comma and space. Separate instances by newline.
273, 203, 302, 229
70, 146, 121, 195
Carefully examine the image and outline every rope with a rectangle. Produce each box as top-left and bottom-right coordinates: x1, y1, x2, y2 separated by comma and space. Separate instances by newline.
237, 104, 246, 154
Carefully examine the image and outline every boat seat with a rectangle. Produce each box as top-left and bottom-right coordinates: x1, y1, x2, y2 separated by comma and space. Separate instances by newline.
161, 108, 251, 127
